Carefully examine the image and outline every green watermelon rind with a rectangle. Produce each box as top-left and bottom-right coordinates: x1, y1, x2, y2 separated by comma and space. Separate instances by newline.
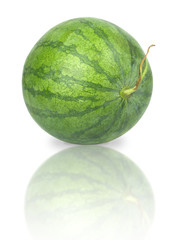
22, 17, 153, 144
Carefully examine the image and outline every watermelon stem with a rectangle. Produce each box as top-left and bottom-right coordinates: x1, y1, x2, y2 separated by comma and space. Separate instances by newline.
122, 44, 155, 98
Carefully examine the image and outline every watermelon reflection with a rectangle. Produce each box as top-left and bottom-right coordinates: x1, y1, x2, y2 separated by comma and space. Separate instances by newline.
25, 146, 155, 240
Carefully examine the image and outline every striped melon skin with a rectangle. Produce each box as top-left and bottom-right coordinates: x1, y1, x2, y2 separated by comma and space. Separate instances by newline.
25, 146, 155, 240
22, 18, 153, 144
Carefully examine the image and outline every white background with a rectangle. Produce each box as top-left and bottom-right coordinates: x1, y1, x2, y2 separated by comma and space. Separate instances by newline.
0, 0, 180, 239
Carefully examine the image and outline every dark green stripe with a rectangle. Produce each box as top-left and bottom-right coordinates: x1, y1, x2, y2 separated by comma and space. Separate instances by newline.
79, 19, 125, 82
26, 97, 120, 119
115, 25, 150, 88
130, 100, 141, 118
112, 25, 143, 87
125, 40, 139, 87
24, 83, 100, 102
89, 100, 125, 140
74, 29, 101, 54
70, 114, 110, 138
23, 65, 120, 93
36, 40, 63, 49
129, 95, 148, 117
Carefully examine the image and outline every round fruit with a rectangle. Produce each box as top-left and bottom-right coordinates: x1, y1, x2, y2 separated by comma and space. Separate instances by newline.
25, 146, 155, 240
22, 17, 154, 144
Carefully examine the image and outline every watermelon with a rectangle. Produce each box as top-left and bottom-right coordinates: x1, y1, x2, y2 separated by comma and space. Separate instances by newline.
22, 17, 154, 144
25, 146, 155, 240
